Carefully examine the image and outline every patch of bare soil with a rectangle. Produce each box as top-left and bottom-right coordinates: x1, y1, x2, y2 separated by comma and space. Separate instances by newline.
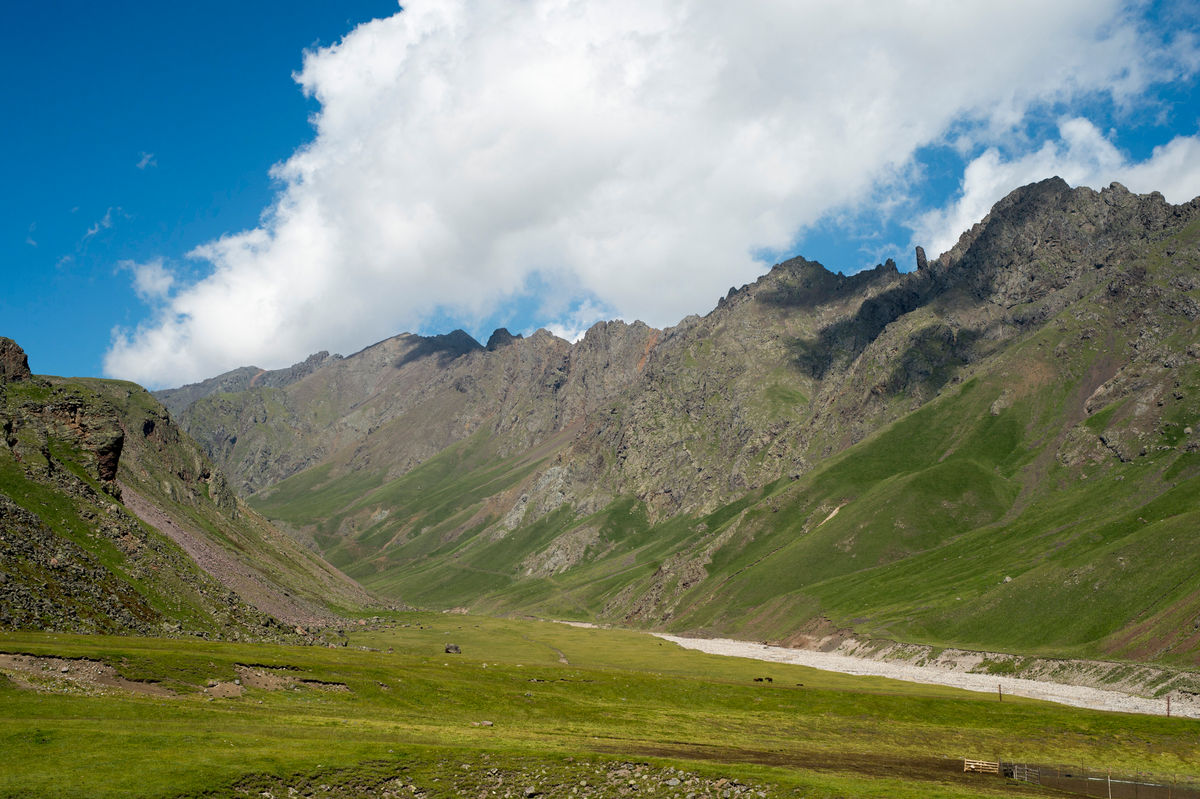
202, 680, 244, 698
605, 744, 1062, 796
0, 653, 174, 697
234, 664, 350, 693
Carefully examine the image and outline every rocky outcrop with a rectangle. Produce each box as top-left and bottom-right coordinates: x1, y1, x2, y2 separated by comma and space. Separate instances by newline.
2, 379, 125, 492
0, 337, 31, 382
1, 359, 378, 639
0, 493, 159, 634
486, 327, 522, 350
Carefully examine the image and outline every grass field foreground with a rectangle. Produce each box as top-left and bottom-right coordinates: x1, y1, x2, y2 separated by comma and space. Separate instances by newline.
2, 613, 1198, 798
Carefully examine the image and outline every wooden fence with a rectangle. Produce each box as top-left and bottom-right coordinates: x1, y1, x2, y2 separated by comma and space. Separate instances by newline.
965, 760, 1200, 798
963, 759, 999, 774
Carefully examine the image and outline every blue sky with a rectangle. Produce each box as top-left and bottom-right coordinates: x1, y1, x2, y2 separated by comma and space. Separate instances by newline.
4, 1, 1200, 388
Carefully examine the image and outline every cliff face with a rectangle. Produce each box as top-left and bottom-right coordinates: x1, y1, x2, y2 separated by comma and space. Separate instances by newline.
161, 321, 661, 496
168, 179, 1200, 665
0, 340, 376, 639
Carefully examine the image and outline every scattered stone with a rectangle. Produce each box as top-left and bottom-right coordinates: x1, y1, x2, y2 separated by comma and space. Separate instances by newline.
445, 643, 461, 654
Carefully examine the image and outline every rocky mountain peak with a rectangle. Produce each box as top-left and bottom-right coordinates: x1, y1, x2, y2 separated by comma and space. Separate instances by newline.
928, 176, 1198, 318
398, 329, 483, 363
0, 337, 32, 383
486, 327, 522, 350
747, 254, 902, 314
440, 329, 485, 353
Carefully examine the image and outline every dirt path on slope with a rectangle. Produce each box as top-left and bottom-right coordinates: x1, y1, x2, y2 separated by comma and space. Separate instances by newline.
119, 482, 340, 628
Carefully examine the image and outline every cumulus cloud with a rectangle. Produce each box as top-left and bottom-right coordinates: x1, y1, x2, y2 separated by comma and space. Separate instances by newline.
105, 0, 1198, 387
120, 257, 176, 303
912, 119, 1200, 258
545, 299, 612, 344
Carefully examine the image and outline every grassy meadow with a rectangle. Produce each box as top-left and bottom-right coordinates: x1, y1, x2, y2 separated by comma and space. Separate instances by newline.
2, 613, 1199, 798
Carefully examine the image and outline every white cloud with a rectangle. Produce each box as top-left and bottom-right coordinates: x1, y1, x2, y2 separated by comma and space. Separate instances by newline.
544, 299, 610, 344
137, 152, 157, 169
84, 207, 114, 240
105, 0, 1199, 387
912, 119, 1200, 258
120, 257, 176, 303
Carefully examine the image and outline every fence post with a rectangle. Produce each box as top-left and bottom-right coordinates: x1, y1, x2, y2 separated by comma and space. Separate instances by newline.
1107, 768, 1111, 799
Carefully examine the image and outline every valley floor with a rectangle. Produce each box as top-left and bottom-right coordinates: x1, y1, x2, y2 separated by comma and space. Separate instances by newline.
5, 614, 1200, 798
654, 634, 1199, 718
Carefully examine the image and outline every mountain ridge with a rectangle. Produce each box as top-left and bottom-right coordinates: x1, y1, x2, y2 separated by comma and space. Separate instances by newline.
156, 178, 1200, 664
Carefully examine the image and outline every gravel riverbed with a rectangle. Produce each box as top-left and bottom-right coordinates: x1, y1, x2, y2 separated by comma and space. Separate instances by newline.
653, 634, 1196, 718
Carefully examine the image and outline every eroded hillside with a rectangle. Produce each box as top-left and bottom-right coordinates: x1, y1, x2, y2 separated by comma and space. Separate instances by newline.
0, 340, 377, 639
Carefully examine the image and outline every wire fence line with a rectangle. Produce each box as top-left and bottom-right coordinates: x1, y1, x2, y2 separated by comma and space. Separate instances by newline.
964, 760, 1200, 798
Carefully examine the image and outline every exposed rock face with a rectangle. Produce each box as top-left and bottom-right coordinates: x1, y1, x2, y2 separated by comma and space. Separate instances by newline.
168, 179, 1200, 519
2, 378, 125, 492
163, 322, 661, 495
0, 337, 31, 382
